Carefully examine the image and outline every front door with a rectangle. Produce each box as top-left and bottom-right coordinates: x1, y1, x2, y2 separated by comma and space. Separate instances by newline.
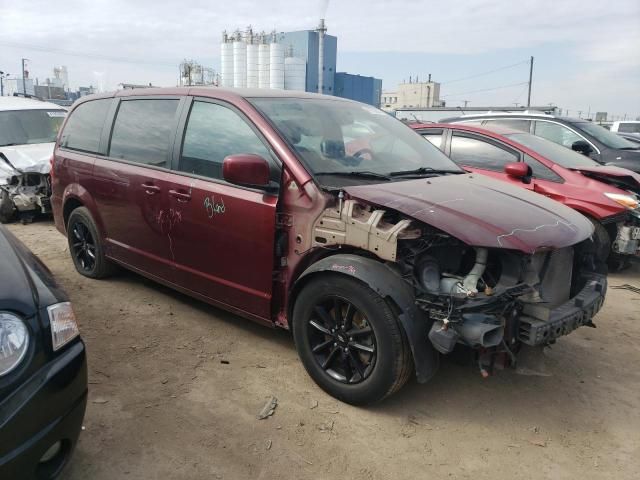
165, 98, 279, 319
92, 97, 182, 279
447, 131, 532, 189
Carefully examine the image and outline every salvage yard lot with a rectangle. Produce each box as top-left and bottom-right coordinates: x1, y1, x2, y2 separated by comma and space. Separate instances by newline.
8, 221, 640, 480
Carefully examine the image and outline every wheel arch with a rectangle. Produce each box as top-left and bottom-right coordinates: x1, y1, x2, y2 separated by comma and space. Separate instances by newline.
61, 184, 106, 237
290, 253, 439, 383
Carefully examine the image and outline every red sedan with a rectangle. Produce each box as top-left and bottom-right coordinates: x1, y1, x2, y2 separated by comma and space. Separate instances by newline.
411, 123, 640, 269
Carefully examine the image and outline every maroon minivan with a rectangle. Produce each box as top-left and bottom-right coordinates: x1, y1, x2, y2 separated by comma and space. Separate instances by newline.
51, 88, 606, 404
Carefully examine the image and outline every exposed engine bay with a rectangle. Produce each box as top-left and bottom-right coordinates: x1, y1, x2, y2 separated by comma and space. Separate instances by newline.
310, 197, 607, 375
0, 152, 52, 223
611, 210, 640, 257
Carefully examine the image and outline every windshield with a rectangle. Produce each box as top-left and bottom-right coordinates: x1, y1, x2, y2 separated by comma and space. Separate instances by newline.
575, 121, 639, 149
250, 98, 462, 184
507, 132, 600, 169
0, 109, 65, 147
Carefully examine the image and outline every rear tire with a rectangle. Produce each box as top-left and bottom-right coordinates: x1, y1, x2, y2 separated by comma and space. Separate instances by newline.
292, 274, 413, 405
0, 189, 16, 224
67, 207, 117, 279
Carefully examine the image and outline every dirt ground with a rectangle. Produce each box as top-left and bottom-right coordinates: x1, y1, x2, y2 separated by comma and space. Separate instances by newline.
7, 220, 640, 480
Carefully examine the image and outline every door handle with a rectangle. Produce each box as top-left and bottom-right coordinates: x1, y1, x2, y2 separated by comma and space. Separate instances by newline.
141, 183, 161, 194
169, 189, 192, 202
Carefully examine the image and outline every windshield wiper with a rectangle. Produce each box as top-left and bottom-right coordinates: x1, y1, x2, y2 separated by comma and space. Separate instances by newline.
389, 166, 463, 177
314, 171, 391, 181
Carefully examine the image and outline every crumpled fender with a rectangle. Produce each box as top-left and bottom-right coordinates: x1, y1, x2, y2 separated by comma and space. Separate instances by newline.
294, 253, 439, 383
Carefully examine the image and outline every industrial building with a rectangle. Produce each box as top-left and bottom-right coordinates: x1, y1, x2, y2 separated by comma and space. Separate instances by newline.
382, 77, 443, 111
219, 21, 382, 106
334, 73, 382, 107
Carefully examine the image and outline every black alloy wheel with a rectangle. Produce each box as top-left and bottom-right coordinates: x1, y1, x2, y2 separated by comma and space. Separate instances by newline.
293, 274, 413, 405
70, 221, 97, 273
66, 206, 117, 279
308, 295, 377, 384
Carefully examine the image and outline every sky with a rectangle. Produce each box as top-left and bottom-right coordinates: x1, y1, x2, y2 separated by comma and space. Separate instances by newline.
1, 0, 639, 119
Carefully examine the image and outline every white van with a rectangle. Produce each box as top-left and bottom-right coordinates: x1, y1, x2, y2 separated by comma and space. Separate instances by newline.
0, 96, 66, 223
610, 120, 640, 136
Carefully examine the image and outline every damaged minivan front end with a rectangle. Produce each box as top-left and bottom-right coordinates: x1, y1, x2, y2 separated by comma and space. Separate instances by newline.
311, 173, 606, 378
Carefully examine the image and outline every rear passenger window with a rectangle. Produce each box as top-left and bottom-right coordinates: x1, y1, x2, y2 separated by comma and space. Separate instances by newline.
109, 99, 179, 167
450, 133, 519, 171
60, 99, 111, 154
179, 101, 271, 181
533, 121, 582, 148
484, 119, 531, 132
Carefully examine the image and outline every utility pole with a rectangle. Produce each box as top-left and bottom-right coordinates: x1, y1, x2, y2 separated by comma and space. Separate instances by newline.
0, 71, 7, 96
21, 58, 27, 95
463, 100, 469, 108
526, 56, 534, 108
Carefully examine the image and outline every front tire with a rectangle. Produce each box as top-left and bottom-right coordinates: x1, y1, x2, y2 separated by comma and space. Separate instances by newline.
0, 189, 16, 224
292, 274, 413, 405
67, 207, 117, 278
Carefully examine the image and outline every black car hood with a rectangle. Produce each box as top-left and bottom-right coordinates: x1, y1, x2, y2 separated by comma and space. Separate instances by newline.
0, 226, 66, 316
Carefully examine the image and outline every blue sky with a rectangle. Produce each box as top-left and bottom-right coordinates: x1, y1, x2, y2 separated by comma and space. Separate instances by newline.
1, 0, 638, 119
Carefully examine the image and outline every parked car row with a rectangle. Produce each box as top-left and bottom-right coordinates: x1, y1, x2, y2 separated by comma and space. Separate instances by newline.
48, 87, 608, 407
411, 122, 640, 270
2, 89, 634, 478
441, 112, 640, 173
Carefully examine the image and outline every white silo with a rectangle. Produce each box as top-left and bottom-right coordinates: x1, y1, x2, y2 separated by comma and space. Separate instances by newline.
285, 57, 306, 91
246, 43, 259, 88
269, 42, 285, 90
258, 40, 270, 89
233, 36, 247, 88
220, 32, 234, 88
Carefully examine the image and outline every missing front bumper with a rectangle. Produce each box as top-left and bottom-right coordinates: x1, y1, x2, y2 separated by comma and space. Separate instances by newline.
517, 274, 607, 346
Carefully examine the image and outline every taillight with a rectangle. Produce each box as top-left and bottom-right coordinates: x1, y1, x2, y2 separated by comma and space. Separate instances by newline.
49, 154, 55, 180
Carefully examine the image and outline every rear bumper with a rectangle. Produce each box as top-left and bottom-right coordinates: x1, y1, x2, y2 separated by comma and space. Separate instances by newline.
518, 274, 607, 346
0, 341, 88, 480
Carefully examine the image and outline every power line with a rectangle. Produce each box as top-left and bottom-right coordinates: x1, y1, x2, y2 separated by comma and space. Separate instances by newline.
441, 81, 529, 98
0, 41, 177, 67
440, 60, 529, 85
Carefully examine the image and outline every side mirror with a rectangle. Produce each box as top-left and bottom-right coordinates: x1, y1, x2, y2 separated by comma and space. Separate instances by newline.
571, 140, 593, 156
222, 154, 271, 188
504, 162, 530, 179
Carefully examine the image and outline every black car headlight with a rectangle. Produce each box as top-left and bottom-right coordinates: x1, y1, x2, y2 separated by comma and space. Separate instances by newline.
0, 311, 30, 376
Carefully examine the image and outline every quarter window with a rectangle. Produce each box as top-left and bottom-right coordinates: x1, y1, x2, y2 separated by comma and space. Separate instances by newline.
109, 99, 179, 167
420, 130, 444, 150
450, 133, 518, 171
179, 101, 271, 181
524, 155, 563, 182
60, 99, 112, 154
534, 121, 583, 148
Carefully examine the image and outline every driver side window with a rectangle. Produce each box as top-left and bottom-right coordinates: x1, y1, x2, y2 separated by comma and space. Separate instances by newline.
179, 101, 275, 182
450, 133, 519, 171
